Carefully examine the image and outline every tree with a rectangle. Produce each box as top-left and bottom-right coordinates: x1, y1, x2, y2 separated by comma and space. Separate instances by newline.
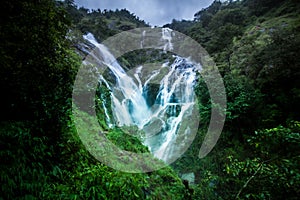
224, 121, 300, 199
0, 0, 79, 135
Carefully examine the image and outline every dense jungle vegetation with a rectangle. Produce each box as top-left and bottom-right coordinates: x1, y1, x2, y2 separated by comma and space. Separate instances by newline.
1, 0, 299, 199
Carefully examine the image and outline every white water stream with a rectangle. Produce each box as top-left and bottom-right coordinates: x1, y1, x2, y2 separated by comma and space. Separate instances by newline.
83, 28, 201, 162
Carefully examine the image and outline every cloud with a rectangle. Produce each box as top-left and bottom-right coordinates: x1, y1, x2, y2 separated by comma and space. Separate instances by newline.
74, 0, 214, 26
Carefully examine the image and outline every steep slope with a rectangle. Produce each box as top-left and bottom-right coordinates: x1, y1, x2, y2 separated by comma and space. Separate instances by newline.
165, 0, 300, 199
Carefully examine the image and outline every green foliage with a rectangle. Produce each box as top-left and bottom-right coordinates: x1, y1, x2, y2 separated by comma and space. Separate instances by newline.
0, 119, 190, 199
96, 84, 114, 130
223, 75, 263, 133
65, 6, 149, 42
48, 113, 189, 199
0, 0, 188, 199
244, 0, 287, 16
0, 0, 80, 136
0, 122, 51, 199
194, 0, 222, 27
168, 1, 300, 199
1, 0, 300, 199
117, 49, 174, 70
230, 13, 300, 126
223, 121, 300, 199
208, 8, 246, 30
195, 73, 262, 134
106, 127, 149, 153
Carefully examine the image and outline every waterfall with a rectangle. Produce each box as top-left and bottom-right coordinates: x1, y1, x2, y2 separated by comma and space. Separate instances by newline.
83, 29, 200, 163
162, 27, 174, 51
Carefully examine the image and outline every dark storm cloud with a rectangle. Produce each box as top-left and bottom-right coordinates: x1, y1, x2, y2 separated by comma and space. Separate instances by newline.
74, 0, 214, 26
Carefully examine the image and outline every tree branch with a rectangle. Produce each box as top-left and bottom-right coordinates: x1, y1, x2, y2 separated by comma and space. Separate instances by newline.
235, 162, 264, 199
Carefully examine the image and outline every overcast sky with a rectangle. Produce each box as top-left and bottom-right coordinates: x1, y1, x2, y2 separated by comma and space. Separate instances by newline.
74, 0, 215, 26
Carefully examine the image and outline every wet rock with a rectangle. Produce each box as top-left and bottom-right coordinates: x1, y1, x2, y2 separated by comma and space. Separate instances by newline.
143, 117, 164, 137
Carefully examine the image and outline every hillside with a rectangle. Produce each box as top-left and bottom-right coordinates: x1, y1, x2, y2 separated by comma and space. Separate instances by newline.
1, 0, 299, 199
165, 0, 300, 199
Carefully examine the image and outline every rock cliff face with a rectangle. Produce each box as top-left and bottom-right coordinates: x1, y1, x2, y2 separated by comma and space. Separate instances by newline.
77, 29, 203, 164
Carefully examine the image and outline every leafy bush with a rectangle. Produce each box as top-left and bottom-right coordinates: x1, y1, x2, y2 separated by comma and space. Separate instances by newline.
223, 121, 300, 199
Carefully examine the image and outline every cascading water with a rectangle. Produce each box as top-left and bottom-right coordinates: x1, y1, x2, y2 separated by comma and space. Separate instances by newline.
82, 28, 201, 162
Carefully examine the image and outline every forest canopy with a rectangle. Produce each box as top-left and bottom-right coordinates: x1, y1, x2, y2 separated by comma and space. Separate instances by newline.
0, 0, 299, 199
